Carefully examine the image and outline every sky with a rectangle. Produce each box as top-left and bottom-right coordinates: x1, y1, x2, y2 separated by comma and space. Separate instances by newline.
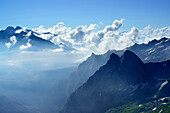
0, 0, 170, 70
0, 0, 170, 30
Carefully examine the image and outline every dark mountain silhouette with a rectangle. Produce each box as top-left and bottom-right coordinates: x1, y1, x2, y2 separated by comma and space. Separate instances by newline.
43, 37, 170, 113
146, 60, 170, 79
60, 51, 170, 113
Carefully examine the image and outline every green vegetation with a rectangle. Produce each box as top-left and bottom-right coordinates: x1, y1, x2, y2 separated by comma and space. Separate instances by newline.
152, 102, 170, 113
106, 98, 170, 113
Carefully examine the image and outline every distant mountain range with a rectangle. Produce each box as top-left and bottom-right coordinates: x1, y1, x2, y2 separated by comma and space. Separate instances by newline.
0, 26, 57, 51
43, 37, 170, 113
0, 94, 29, 113
60, 51, 170, 113
111, 37, 170, 63
0, 26, 170, 57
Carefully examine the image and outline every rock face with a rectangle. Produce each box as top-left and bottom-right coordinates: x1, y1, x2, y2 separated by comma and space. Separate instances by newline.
119, 50, 149, 85
146, 60, 170, 79
60, 51, 170, 113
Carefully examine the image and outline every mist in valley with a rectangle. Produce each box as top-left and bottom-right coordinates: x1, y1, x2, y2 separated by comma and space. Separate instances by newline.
0, 50, 82, 109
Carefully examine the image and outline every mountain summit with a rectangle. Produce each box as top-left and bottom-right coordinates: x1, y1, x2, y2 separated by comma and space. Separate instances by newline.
120, 50, 149, 85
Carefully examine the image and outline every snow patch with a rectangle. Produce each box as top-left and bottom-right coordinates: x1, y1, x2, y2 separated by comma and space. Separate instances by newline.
15, 29, 23, 33
152, 107, 157, 111
159, 80, 168, 91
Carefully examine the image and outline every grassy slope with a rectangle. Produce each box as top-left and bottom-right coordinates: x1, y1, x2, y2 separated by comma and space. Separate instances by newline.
106, 98, 170, 113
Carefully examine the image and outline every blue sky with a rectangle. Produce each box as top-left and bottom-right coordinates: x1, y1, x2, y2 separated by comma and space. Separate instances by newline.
0, 0, 170, 30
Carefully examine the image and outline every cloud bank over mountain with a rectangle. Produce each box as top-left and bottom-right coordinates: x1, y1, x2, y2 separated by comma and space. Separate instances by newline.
1, 19, 170, 70
32, 19, 170, 54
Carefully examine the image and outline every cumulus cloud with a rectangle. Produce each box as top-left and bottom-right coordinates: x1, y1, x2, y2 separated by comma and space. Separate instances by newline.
19, 39, 32, 50
5, 36, 17, 48
32, 19, 170, 55
1, 20, 170, 70
139, 25, 170, 44
15, 29, 23, 34
5, 42, 11, 48
10, 36, 17, 45
103, 19, 124, 33
32, 22, 70, 40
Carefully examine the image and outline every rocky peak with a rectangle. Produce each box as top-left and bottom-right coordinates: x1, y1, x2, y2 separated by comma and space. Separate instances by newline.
15, 26, 22, 30
120, 50, 148, 85
91, 52, 95, 56
159, 37, 168, 42
121, 50, 144, 66
5, 26, 15, 35
106, 53, 120, 67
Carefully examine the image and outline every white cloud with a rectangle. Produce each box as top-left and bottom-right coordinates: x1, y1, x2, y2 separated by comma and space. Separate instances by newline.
50, 48, 64, 52
139, 25, 170, 44
32, 19, 170, 55
15, 27, 27, 33
104, 19, 124, 32
19, 39, 32, 50
15, 29, 23, 34
32, 22, 70, 40
5, 36, 17, 48
1, 20, 170, 71
7, 60, 16, 66
10, 36, 17, 45
19, 43, 32, 50
99, 21, 103, 25
5, 42, 12, 48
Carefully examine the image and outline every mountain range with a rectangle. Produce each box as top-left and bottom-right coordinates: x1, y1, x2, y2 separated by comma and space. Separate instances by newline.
60, 50, 170, 113
43, 37, 170, 113
0, 26, 169, 113
0, 26, 56, 51
0, 94, 29, 113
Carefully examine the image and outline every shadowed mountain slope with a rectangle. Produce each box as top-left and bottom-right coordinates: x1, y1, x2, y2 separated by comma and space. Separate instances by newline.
60, 51, 170, 113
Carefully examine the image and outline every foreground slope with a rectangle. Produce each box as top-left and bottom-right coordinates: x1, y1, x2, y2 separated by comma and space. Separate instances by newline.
106, 80, 170, 113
